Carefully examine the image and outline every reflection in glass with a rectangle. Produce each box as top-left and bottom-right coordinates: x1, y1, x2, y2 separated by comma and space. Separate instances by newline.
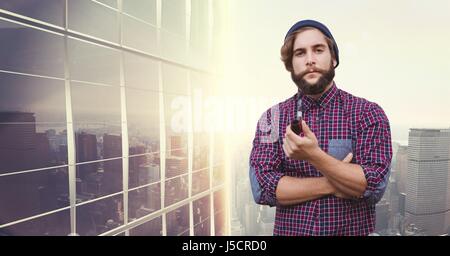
76, 159, 122, 202
95, 0, 117, 9
128, 183, 160, 221
214, 189, 225, 214
189, 0, 210, 68
214, 211, 226, 236
123, 0, 156, 25
213, 164, 224, 187
194, 220, 210, 236
71, 82, 121, 124
162, 64, 188, 95
193, 133, 209, 171
123, 52, 159, 91
214, 189, 226, 236
68, 0, 119, 43
76, 194, 124, 236
0, 72, 66, 123
0, 20, 64, 77
0, 0, 65, 27
0, 209, 70, 236
0, 167, 69, 224
213, 134, 225, 164
68, 38, 120, 86
166, 204, 189, 236
0, 123, 68, 174
165, 175, 188, 206
74, 127, 122, 163
193, 196, 210, 225
122, 14, 157, 54
126, 88, 159, 155
161, 0, 185, 36
129, 154, 160, 189
192, 168, 209, 195
129, 216, 162, 236
165, 149, 188, 179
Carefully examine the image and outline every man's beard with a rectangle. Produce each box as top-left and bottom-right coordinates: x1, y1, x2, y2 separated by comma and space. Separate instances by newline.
291, 62, 335, 95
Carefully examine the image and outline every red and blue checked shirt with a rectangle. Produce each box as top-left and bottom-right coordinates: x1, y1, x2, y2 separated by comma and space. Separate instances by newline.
249, 83, 392, 236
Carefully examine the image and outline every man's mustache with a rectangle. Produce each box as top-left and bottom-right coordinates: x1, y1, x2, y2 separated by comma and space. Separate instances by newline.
297, 67, 328, 78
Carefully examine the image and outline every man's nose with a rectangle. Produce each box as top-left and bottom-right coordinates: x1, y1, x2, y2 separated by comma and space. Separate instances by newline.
305, 51, 316, 66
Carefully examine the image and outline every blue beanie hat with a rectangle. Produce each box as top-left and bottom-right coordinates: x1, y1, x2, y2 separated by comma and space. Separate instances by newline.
285, 19, 339, 68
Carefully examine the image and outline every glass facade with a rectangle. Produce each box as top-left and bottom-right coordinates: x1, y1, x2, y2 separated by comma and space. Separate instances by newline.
0, 0, 228, 236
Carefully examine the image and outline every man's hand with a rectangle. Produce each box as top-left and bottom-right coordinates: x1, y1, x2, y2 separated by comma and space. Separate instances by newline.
333, 152, 353, 199
282, 120, 320, 161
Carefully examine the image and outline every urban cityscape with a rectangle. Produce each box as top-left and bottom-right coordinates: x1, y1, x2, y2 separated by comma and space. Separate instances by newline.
1, 1, 450, 237
230, 128, 450, 236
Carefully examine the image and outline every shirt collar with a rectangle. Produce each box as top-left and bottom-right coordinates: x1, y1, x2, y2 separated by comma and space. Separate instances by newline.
297, 82, 338, 111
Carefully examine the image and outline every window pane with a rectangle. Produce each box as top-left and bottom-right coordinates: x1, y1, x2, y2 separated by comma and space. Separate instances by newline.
122, 14, 157, 54
214, 189, 225, 214
123, 0, 156, 25
0, 123, 68, 174
68, 38, 120, 86
214, 211, 226, 236
76, 159, 122, 202
71, 82, 121, 124
194, 220, 210, 236
68, 0, 119, 43
0, 0, 65, 27
129, 216, 162, 236
213, 134, 225, 164
128, 183, 160, 221
166, 204, 189, 236
0, 19, 64, 77
193, 196, 210, 225
161, 0, 185, 36
213, 164, 224, 187
192, 168, 209, 195
0, 209, 70, 236
165, 175, 188, 206
126, 88, 160, 155
129, 154, 160, 189
193, 132, 209, 171
0, 72, 66, 123
76, 194, 124, 236
95, 0, 117, 9
74, 127, 122, 163
166, 149, 188, 179
0, 167, 69, 224
190, 0, 209, 52
123, 52, 159, 91
162, 64, 189, 95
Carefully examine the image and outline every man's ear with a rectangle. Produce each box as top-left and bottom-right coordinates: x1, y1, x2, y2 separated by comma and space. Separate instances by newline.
333, 59, 337, 68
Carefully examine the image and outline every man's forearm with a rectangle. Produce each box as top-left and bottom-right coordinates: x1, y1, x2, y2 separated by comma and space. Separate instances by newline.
309, 149, 367, 197
275, 176, 335, 206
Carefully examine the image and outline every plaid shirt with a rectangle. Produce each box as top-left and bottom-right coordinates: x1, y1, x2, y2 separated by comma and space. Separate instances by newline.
249, 83, 392, 236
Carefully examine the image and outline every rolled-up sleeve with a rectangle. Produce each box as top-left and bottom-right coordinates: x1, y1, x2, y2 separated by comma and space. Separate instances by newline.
355, 103, 393, 205
249, 108, 284, 207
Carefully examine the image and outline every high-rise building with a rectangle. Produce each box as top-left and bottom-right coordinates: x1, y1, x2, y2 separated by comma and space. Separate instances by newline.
405, 128, 450, 235
395, 145, 408, 194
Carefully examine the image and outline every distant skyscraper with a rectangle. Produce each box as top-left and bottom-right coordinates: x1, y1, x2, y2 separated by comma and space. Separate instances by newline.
395, 145, 408, 194
405, 128, 450, 235
103, 134, 122, 159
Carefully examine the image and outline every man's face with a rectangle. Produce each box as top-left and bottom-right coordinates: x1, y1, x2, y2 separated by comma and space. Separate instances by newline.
291, 28, 336, 95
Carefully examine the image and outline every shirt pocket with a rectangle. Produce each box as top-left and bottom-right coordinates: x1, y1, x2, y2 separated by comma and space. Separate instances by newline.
328, 139, 353, 161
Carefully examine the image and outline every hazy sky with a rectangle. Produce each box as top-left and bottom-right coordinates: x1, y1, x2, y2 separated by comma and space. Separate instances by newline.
225, 0, 450, 143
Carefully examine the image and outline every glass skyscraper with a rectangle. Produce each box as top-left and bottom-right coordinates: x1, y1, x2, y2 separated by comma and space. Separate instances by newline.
0, 0, 228, 236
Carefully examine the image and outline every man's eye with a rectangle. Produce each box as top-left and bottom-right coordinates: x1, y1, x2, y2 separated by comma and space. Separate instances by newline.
295, 52, 305, 56
316, 49, 324, 53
